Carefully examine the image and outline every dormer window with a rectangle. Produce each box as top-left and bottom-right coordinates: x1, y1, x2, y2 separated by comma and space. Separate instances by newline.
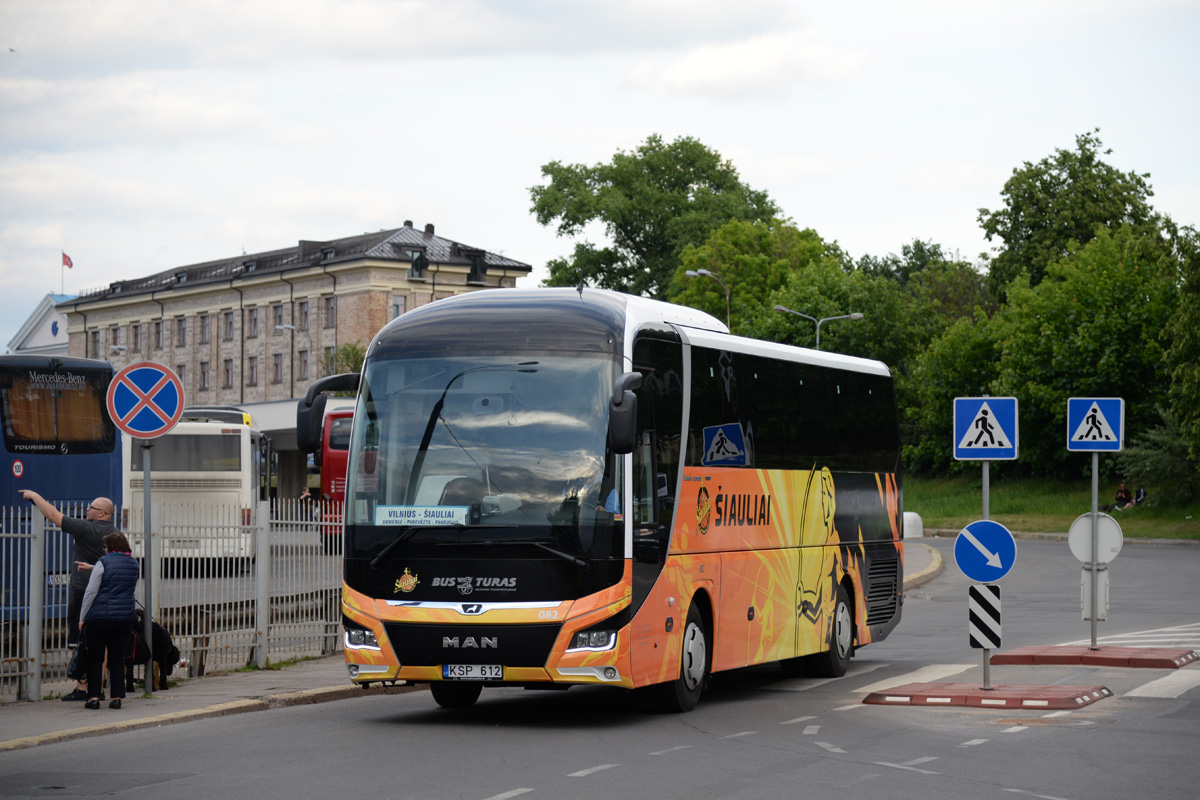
467, 253, 487, 284
175, 272, 187, 284
408, 250, 429, 280
243, 260, 257, 272
321, 247, 335, 260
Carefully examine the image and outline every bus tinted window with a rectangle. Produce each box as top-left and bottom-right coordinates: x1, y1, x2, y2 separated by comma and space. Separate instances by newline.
329, 417, 353, 450
130, 434, 241, 471
0, 365, 116, 455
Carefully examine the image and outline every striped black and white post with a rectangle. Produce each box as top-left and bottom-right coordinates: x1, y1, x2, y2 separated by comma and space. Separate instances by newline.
969, 584, 1001, 689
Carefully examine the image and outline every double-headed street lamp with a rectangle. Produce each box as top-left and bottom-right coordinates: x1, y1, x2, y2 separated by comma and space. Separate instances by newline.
685, 268, 731, 329
772, 305, 864, 351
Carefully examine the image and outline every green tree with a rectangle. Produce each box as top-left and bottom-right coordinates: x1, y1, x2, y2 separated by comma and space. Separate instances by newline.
978, 129, 1159, 300
1166, 226, 1200, 465
530, 134, 779, 298
990, 225, 1178, 476
666, 220, 835, 334
320, 341, 367, 383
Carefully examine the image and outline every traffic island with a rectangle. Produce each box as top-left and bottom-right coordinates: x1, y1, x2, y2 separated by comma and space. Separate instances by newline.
990, 646, 1199, 669
863, 682, 1113, 709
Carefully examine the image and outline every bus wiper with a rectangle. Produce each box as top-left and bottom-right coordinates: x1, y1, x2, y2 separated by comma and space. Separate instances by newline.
436, 538, 587, 569
369, 524, 520, 569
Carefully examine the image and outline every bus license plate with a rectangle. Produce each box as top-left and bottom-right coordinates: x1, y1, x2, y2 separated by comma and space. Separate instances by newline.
443, 664, 502, 680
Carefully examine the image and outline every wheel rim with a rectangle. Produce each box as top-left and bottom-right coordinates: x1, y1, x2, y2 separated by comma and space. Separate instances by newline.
681, 620, 706, 690
832, 600, 852, 659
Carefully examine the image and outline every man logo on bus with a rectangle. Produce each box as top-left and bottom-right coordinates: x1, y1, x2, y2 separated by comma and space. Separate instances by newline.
394, 567, 420, 594
696, 484, 712, 535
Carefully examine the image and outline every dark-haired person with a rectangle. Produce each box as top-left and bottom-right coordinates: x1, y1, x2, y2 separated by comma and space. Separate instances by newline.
19, 490, 116, 701
78, 531, 139, 710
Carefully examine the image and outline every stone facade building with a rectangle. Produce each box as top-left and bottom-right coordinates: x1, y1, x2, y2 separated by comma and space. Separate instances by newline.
57, 222, 531, 496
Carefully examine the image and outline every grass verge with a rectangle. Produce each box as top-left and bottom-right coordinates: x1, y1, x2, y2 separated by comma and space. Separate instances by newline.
904, 476, 1200, 540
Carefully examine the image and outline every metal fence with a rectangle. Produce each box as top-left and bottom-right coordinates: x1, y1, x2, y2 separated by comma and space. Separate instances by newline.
1, 499, 343, 703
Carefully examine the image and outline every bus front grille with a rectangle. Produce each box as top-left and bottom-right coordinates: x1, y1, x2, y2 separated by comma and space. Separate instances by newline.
382, 622, 563, 668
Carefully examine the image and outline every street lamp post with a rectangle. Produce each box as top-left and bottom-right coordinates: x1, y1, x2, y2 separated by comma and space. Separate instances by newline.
773, 305, 864, 351
685, 268, 731, 329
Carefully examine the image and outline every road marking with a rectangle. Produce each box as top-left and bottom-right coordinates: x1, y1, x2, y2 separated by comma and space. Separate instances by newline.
774, 662, 885, 691
1003, 789, 1070, 800
854, 664, 973, 694
1126, 670, 1200, 698
483, 790, 533, 800
875, 758, 940, 775
960, 738, 989, 747
815, 742, 846, 753
803, 725, 820, 735
723, 731, 757, 739
569, 764, 618, 777
649, 745, 691, 756
1042, 711, 1072, 719
835, 703, 868, 711
1003, 726, 1029, 733
780, 715, 816, 725
1060, 621, 1200, 649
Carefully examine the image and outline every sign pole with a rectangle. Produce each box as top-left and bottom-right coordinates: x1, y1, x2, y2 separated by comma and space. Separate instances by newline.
982, 461, 990, 521
1090, 452, 1099, 650
142, 442, 154, 671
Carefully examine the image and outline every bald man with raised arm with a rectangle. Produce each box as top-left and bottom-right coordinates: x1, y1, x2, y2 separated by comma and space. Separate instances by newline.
20, 490, 118, 701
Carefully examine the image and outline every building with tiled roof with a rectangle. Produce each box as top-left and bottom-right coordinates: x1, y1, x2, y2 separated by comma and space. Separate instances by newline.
56, 222, 531, 497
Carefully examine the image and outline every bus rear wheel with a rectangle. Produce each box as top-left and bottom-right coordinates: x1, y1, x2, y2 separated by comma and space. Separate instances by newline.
659, 602, 709, 712
812, 583, 853, 677
430, 681, 482, 709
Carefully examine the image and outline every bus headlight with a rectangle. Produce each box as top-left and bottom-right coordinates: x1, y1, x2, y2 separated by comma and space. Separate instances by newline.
344, 627, 381, 650
567, 630, 616, 652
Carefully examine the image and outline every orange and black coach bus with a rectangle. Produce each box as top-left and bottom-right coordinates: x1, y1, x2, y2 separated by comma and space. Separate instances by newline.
297, 288, 903, 711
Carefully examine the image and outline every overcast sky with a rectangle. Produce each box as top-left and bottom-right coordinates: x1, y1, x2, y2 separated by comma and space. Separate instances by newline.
3, 0, 1197, 350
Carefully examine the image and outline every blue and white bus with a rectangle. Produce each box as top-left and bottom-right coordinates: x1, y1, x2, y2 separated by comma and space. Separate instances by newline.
0, 355, 122, 617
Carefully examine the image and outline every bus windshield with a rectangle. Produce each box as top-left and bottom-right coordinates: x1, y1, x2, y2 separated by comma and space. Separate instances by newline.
345, 353, 623, 563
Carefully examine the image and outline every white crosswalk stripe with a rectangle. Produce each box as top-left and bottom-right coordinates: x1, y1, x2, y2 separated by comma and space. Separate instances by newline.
1060, 621, 1200, 650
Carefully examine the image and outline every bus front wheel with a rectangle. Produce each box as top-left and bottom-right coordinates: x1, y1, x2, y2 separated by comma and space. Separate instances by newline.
659, 602, 709, 712
430, 681, 482, 709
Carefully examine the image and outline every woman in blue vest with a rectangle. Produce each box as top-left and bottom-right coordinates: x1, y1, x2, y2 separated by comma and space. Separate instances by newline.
78, 531, 139, 710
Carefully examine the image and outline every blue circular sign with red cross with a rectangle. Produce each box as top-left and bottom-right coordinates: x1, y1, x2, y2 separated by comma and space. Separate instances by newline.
106, 362, 185, 439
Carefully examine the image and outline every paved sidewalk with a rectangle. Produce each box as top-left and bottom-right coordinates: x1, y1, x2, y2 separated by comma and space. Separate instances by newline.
0, 541, 941, 753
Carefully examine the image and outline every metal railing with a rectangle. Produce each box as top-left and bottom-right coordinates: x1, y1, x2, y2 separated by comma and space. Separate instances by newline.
1, 499, 344, 703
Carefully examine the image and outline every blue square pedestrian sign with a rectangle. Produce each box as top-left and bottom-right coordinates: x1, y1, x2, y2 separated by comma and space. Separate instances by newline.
1067, 397, 1124, 452
953, 397, 1018, 461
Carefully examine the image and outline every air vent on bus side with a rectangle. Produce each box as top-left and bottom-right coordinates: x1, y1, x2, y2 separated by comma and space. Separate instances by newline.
865, 557, 900, 625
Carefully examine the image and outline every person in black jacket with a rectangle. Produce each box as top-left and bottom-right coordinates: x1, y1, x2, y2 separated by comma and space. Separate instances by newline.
20, 490, 116, 701
78, 531, 139, 710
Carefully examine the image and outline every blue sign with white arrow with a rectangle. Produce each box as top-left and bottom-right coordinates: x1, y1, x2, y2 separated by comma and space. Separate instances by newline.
953, 397, 1018, 461
954, 519, 1018, 583
1067, 397, 1124, 452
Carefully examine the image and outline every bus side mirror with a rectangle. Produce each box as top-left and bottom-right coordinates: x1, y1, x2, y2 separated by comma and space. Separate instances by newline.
608, 371, 642, 455
296, 372, 360, 454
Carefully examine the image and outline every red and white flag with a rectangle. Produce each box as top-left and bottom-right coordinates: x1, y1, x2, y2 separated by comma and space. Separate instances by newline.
62, 252, 73, 269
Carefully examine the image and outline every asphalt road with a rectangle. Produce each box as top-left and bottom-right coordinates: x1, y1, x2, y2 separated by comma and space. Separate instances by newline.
2, 536, 1197, 800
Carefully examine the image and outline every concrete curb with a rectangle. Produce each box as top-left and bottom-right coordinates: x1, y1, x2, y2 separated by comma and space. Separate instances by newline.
0, 683, 424, 753
903, 542, 943, 591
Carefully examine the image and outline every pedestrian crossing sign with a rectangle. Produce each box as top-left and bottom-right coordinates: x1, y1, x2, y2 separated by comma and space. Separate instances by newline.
701, 422, 748, 467
1067, 397, 1124, 452
953, 397, 1019, 461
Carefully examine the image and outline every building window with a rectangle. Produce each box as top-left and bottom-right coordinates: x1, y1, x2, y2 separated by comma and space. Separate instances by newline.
176, 318, 187, 347
247, 356, 258, 386
272, 353, 283, 384
176, 364, 186, 386
324, 296, 336, 328
131, 324, 141, 353
298, 301, 309, 330
109, 326, 119, 350
247, 308, 259, 338
392, 294, 407, 319
223, 359, 233, 389
298, 350, 309, 381
223, 311, 235, 341
153, 320, 163, 350
272, 304, 283, 332
407, 250, 428, 279
324, 346, 336, 374
199, 361, 210, 391
199, 315, 211, 344
90, 330, 100, 358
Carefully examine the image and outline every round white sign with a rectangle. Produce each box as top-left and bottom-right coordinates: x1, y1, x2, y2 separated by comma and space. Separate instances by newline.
1068, 512, 1123, 565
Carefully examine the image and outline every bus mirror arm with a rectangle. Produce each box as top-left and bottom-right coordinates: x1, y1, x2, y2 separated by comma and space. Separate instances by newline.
608, 371, 642, 455
296, 372, 360, 454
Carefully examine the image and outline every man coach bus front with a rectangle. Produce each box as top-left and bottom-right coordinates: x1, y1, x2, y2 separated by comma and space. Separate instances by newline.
297, 288, 903, 711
